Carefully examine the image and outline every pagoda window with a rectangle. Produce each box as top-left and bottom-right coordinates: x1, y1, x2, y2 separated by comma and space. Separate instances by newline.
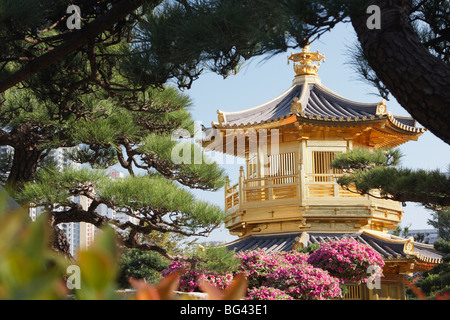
268, 152, 296, 184
311, 151, 342, 182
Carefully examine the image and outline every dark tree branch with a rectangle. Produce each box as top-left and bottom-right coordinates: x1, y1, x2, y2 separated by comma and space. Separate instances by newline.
0, 0, 150, 93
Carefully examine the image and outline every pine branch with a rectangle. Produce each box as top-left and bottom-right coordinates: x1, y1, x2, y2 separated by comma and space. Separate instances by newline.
333, 149, 450, 207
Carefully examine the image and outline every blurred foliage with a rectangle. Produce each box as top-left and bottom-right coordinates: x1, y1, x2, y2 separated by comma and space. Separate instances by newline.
198, 273, 248, 300
130, 271, 247, 300
0, 189, 120, 300
130, 271, 182, 300
74, 227, 120, 300
0, 189, 245, 300
0, 189, 68, 299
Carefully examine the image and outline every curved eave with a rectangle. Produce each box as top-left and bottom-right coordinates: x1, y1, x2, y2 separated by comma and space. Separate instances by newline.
363, 230, 443, 265
213, 112, 425, 136
296, 112, 424, 133
413, 253, 443, 265
386, 113, 427, 135
213, 112, 388, 130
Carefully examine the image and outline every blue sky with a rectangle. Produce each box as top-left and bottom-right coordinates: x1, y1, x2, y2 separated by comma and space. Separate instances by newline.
182, 22, 450, 242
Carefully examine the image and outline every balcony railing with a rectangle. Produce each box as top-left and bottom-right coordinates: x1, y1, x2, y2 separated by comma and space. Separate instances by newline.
306, 174, 365, 198
225, 172, 369, 211
243, 174, 298, 203
225, 183, 239, 210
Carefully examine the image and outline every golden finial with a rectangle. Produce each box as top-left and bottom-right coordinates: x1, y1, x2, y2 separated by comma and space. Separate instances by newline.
287, 42, 325, 77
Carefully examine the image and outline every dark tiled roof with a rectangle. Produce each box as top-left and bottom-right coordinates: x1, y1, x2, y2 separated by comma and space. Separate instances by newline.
218, 83, 423, 133
226, 231, 443, 263
222, 85, 301, 126
304, 85, 377, 119
220, 84, 380, 126
413, 242, 444, 261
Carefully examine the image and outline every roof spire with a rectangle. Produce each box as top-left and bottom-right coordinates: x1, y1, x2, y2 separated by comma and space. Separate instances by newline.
288, 42, 325, 79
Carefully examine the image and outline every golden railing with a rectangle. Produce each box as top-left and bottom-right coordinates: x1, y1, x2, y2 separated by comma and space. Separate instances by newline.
243, 174, 298, 203
306, 174, 365, 198
225, 173, 376, 211
225, 183, 239, 210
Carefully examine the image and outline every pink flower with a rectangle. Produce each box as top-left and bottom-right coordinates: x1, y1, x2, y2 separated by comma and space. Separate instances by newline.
307, 238, 384, 284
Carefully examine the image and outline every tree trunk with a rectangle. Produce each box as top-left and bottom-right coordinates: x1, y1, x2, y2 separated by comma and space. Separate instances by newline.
51, 223, 72, 258
350, 0, 450, 145
6, 147, 42, 187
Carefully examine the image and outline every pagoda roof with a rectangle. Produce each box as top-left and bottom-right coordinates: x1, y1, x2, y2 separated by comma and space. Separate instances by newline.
214, 82, 425, 134
226, 230, 443, 265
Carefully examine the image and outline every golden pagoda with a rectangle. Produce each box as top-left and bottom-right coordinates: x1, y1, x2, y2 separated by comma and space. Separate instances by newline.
203, 45, 443, 300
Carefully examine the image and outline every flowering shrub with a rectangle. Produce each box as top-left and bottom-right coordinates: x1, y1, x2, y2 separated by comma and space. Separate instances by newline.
198, 273, 234, 291
161, 259, 193, 291
246, 286, 293, 300
235, 249, 279, 288
307, 237, 385, 284
235, 249, 309, 287
266, 262, 342, 300
236, 249, 341, 300
161, 259, 233, 292
161, 238, 386, 300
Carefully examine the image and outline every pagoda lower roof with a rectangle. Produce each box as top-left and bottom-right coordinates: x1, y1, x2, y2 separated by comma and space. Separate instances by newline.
214, 83, 425, 134
226, 230, 443, 265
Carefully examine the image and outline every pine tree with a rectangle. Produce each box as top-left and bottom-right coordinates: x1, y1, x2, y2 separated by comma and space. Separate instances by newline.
0, 2, 228, 258
7, 84, 226, 258
1, 1, 450, 144
427, 206, 450, 242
